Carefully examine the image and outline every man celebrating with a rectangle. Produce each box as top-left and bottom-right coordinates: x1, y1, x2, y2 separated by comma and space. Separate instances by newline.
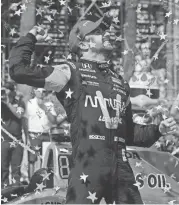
9, 12, 177, 204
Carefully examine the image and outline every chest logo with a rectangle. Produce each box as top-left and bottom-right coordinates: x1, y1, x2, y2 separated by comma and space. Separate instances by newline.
84, 91, 126, 129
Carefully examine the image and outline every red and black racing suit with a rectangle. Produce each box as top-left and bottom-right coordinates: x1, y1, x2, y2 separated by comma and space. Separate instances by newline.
9, 33, 161, 204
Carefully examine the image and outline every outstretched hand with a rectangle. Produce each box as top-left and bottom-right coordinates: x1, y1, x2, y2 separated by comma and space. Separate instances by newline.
159, 117, 177, 135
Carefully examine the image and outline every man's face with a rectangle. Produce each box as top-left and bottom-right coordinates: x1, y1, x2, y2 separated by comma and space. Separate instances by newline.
141, 42, 151, 58
85, 34, 103, 50
83, 28, 113, 52
34, 88, 46, 99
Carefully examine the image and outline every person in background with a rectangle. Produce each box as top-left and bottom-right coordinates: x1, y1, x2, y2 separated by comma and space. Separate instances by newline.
170, 94, 179, 138
26, 88, 57, 177
1, 82, 25, 187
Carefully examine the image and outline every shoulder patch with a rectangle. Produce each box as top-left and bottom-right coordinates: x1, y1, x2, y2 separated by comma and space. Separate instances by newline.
45, 64, 71, 92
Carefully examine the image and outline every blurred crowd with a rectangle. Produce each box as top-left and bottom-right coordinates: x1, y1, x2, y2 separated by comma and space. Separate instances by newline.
1, 82, 70, 187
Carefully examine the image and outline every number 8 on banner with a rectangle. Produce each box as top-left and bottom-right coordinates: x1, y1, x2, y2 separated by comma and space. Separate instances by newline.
59, 155, 70, 179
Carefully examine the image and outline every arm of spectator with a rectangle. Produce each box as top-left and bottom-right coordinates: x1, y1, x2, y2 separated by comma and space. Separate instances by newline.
45, 109, 56, 125
21, 116, 29, 144
172, 124, 179, 137
38, 100, 57, 124
9, 26, 71, 92
170, 94, 179, 121
56, 113, 67, 125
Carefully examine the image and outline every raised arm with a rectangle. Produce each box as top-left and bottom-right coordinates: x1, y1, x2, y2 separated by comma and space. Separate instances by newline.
9, 27, 71, 92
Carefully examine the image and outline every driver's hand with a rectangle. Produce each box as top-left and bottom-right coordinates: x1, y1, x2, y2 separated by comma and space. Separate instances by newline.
159, 117, 177, 135
29, 26, 48, 41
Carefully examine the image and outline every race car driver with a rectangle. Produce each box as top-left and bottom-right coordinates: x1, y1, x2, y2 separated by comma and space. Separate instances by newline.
9, 12, 177, 204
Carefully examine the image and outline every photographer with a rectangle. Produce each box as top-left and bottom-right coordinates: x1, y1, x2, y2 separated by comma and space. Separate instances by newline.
1, 82, 25, 187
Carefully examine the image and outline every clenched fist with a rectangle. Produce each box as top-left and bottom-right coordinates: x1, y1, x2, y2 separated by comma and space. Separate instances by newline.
29, 26, 48, 42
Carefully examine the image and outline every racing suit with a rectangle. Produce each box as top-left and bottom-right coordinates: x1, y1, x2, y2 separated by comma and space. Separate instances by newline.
9, 33, 161, 204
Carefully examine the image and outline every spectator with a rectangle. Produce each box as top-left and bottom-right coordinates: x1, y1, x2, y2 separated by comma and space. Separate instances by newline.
26, 88, 57, 177
170, 94, 179, 123
170, 94, 179, 138
1, 82, 25, 187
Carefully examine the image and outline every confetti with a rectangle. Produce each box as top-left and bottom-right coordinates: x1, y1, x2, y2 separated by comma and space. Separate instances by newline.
136, 5, 141, 13
34, 145, 41, 150
163, 184, 171, 193
170, 173, 176, 180
173, 19, 179, 25
156, 105, 163, 110
45, 15, 54, 23
1, 197, 8, 203
113, 17, 120, 24
155, 141, 161, 148
53, 186, 61, 195
11, 193, 18, 197
36, 7, 44, 16
67, 54, 72, 59
159, 32, 167, 40
9, 28, 16, 36
14, 9, 23, 16
41, 172, 51, 181
3, 183, 7, 188
146, 89, 153, 98
87, 191, 98, 203
58, 0, 66, 6
64, 129, 69, 135
50, 9, 59, 17
67, 6, 73, 14
153, 54, 158, 60
115, 35, 124, 42
149, 24, 155, 32
44, 55, 50, 63
20, 4, 27, 11
133, 181, 142, 189
165, 11, 172, 18
135, 162, 143, 168
11, 177, 16, 184
9, 141, 17, 148
35, 182, 46, 192
168, 200, 176, 205
80, 172, 89, 183
65, 88, 73, 99
3, 21, 10, 30
122, 50, 129, 55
